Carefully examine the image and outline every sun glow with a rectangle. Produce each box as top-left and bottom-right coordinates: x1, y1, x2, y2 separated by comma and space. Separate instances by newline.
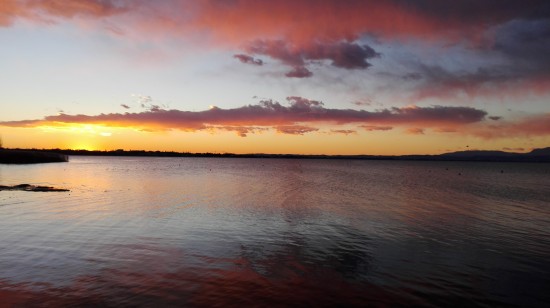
38, 123, 112, 135
69, 143, 97, 151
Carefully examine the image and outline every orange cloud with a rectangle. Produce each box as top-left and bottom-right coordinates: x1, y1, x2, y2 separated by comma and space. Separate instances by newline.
360, 125, 393, 131
275, 125, 319, 135
329, 129, 357, 136
406, 128, 425, 135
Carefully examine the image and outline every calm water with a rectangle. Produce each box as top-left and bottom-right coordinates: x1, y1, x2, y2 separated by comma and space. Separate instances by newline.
1, 157, 549, 307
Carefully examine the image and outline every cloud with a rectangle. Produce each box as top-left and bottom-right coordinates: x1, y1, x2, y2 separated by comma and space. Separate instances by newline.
493, 19, 550, 75
7, 97, 549, 140
28, 0, 126, 18
406, 128, 425, 135
3, 1, 549, 91
208, 125, 268, 137
0, 0, 126, 26
488, 116, 502, 121
330, 129, 357, 135
285, 66, 312, 78
233, 54, 263, 66
120, 104, 130, 109
408, 18, 550, 100
0, 97, 489, 136
275, 125, 319, 135
133, 94, 152, 105
360, 125, 393, 131
145, 104, 163, 112
246, 40, 379, 77
168, 0, 549, 45
434, 127, 457, 133
470, 113, 550, 139
353, 101, 372, 107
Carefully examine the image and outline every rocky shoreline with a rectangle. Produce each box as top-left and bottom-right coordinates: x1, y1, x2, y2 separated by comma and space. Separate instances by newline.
0, 150, 68, 164
0, 184, 70, 192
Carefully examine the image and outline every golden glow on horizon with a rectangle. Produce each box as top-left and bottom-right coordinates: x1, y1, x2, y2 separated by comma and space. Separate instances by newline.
69, 143, 97, 151
38, 123, 116, 135
1, 126, 547, 155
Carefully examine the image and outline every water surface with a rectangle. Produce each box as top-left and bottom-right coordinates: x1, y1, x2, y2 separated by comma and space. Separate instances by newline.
1, 157, 549, 306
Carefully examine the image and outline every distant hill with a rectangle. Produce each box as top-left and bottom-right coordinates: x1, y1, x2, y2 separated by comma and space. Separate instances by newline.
527, 147, 550, 157
429, 147, 550, 162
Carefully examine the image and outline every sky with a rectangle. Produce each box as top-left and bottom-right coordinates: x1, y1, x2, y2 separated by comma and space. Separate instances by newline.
1, 0, 549, 155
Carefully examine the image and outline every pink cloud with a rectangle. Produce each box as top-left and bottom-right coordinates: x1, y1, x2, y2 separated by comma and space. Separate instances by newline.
470, 113, 550, 139
3, 1, 549, 93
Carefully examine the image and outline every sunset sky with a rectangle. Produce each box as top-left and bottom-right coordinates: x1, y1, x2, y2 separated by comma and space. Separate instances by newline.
1, 0, 549, 154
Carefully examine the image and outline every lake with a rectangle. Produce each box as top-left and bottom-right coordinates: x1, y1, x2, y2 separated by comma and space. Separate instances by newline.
1, 157, 549, 307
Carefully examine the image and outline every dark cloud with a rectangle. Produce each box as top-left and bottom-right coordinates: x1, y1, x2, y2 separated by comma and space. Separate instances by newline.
247, 40, 379, 77
0, 97, 489, 137
233, 54, 263, 66
489, 116, 502, 121
392, 0, 549, 24
409, 18, 550, 99
148, 105, 163, 112
493, 18, 550, 75
120, 104, 130, 109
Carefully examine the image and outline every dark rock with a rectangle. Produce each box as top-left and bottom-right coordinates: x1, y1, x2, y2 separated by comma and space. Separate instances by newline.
0, 184, 70, 192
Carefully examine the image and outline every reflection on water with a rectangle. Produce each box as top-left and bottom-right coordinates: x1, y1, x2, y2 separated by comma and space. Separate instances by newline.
1, 157, 550, 306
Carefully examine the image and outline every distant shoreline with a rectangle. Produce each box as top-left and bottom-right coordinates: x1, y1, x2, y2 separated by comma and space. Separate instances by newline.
2, 147, 549, 163
0, 149, 68, 164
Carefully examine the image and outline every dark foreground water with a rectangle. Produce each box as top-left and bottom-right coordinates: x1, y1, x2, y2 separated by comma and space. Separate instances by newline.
1, 157, 549, 307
